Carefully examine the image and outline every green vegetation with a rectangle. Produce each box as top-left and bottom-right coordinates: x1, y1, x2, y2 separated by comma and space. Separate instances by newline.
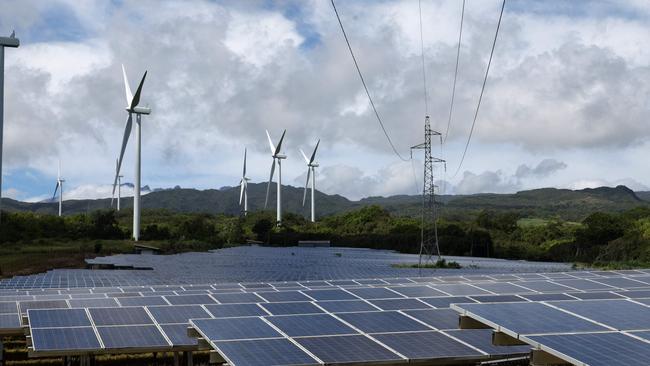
393, 259, 463, 269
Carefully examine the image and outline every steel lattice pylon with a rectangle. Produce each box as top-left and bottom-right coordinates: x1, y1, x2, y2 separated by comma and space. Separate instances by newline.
411, 116, 445, 267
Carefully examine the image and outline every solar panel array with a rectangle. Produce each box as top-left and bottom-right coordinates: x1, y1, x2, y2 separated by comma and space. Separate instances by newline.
14, 268, 650, 363
453, 299, 650, 366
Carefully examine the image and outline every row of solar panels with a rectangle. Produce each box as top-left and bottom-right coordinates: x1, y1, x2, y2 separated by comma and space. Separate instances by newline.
453, 299, 650, 366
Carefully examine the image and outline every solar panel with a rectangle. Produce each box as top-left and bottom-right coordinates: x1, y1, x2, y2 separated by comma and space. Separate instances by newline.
0, 313, 21, 328
256, 291, 310, 303
89, 307, 153, 326
316, 300, 378, 313
431, 284, 490, 296
592, 277, 648, 289
31, 327, 101, 351
470, 295, 526, 303
97, 325, 170, 348
28, 309, 91, 328
211, 293, 264, 304
444, 329, 531, 356
515, 281, 574, 292
302, 289, 358, 301
117, 296, 168, 307
191, 317, 281, 341
266, 314, 358, 337
295, 335, 403, 364
160, 323, 198, 346
519, 293, 576, 302
336, 311, 430, 333
346, 287, 404, 299
473, 282, 531, 294
419, 296, 476, 308
204, 303, 268, 318
260, 302, 324, 316
147, 305, 211, 324
617, 289, 650, 299
389, 286, 446, 298
553, 279, 614, 291
630, 331, 650, 341
164, 294, 216, 305
369, 298, 432, 310
551, 299, 650, 330
454, 302, 608, 335
0, 302, 18, 313
403, 309, 461, 330
19, 300, 69, 314
69, 298, 120, 308
524, 332, 650, 366
567, 292, 624, 300
213, 338, 318, 366
373, 331, 483, 360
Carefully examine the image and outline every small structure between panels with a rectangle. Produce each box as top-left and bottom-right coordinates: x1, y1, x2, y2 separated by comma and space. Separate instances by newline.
10, 269, 650, 365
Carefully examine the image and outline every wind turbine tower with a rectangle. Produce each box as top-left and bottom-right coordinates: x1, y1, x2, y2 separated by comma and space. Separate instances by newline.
114, 158, 123, 211
0, 31, 19, 222
300, 139, 320, 222
264, 129, 286, 226
52, 162, 64, 217
239, 148, 250, 216
113, 65, 150, 241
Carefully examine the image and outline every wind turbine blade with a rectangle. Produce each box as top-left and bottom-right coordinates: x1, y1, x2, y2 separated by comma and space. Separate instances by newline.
242, 148, 247, 177
302, 168, 311, 207
239, 181, 245, 205
112, 114, 133, 197
265, 159, 276, 209
275, 129, 286, 156
310, 139, 320, 164
299, 149, 309, 164
121, 64, 133, 107
52, 182, 60, 200
265, 130, 276, 155
130, 71, 147, 110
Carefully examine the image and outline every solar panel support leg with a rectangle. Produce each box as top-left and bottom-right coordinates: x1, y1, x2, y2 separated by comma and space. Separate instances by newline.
458, 315, 490, 329
530, 349, 569, 365
174, 352, 180, 366
185, 351, 193, 366
492, 331, 527, 346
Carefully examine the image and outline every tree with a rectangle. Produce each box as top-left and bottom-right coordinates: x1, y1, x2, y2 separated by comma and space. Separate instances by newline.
252, 218, 273, 243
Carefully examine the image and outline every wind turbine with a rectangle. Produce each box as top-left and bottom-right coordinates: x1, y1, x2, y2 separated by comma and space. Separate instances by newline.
300, 139, 320, 223
239, 148, 250, 216
112, 64, 150, 241
52, 162, 64, 217
0, 30, 19, 222
113, 158, 123, 211
264, 129, 286, 226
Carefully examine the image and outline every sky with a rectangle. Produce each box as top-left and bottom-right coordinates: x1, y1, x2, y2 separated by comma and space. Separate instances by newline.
0, 0, 649, 202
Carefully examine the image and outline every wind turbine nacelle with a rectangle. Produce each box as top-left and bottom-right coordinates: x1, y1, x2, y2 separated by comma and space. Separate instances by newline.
0, 37, 19, 47
311, 163, 319, 168
128, 106, 152, 115
276, 154, 287, 159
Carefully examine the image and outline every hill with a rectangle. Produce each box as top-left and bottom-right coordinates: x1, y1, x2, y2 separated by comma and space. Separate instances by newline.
1, 184, 647, 221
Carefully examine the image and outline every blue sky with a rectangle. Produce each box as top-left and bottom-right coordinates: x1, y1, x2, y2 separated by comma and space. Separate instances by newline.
1, 0, 650, 202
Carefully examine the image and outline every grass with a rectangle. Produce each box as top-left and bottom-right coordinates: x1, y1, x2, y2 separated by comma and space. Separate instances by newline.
392, 259, 462, 269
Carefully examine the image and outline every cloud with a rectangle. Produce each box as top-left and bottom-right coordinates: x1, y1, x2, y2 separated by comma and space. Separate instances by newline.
454, 170, 519, 195
516, 159, 567, 179
570, 178, 649, 191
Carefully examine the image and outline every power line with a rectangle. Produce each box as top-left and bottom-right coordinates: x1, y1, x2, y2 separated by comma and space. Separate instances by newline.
418, 0, 428, 115
452, 0, 506, 178
443, 0, 465, 143
331, 0, 410, 162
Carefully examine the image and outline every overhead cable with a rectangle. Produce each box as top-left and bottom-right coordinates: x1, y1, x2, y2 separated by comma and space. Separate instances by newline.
443, 0, 465, 143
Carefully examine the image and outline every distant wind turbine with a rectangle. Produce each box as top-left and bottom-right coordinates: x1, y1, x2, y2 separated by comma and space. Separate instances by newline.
112, 64, 150, 241
52, 161, 64, 217
265, 129, 287, 226
300, 139, 320, 223
239, 148, 250, 216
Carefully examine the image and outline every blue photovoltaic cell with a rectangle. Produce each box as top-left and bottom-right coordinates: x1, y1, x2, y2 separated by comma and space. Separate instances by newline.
520, 293, 576, 302
456, 302, 607, 335
630, 331, 650, 341
192, 317, 281, 341
419, 297, 476, 309
431, 284, 490, 296
383, 278, 414, 284
551, 299, 650, 330
302, 289, 358, 301
553, 279, 614, 291
204, 303, 267, 318
526, 332, 650, 366
270, 282, 302, 288
617, 290, 650, 299
403, 309, 460, 330
161, 324, 198, 346
19, 300, 69, 314
444, 329, 530, 356
369, 298, 432, 311
147, 305, 211, 324
69, 298, 120, 308
98, 325, 169, 349
636, 298, 650, 306
373, 331, 483, 360
328, 280, 359, 286
296, 335, 402, 364
390, 286, 446, 298
31, 327, 101, 351
214, 338, 318, 366
355, 279, 387, 285
0, 302, 18, 313
260, 302, 324, 315
592, 277, 648, 289
470, 295, 526, 303
515, 281, 574, 292
89, 307, 153, 326
347, 287, 404, 299
117, 296, 168, 307
473, 283, 530, 294
28, 308, 91, 328
337, 311, 430, 333
0, 313, 21, 328
266, 314, 357, 337
211, 293, 264, 304
256, 291, 310, 303
164, 294, 216, 305
567, 292, 623, 300
316, 300, 378, 313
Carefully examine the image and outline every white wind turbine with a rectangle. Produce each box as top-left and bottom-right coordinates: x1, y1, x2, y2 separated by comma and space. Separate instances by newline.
112, 64, 150, 241
264, 129, 287, 226
113, 158, 123, 211
52, 161, 64, 217
239, 148, 250, 216
300, 139, 320, 222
